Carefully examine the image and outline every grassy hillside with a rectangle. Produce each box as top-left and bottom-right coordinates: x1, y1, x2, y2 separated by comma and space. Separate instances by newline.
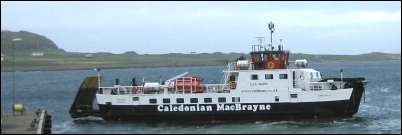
1, 30, 64, 55
1, 30, 400, 71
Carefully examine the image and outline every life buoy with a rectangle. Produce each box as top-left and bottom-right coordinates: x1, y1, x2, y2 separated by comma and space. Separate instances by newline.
267, 62, 275, 69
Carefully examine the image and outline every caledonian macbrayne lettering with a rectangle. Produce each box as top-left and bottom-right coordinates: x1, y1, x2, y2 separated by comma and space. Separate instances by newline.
157, 104, 271, 112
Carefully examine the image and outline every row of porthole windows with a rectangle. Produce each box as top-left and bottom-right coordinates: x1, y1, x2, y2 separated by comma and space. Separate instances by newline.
251, 74, 288, 80
133, 96, 292, 103
134, 97, 242, 104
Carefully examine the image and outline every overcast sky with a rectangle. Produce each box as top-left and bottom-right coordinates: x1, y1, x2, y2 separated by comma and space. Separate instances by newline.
1, 1, 401, 55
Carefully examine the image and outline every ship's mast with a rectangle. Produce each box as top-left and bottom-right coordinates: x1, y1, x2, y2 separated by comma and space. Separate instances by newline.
268, 21, 275, 51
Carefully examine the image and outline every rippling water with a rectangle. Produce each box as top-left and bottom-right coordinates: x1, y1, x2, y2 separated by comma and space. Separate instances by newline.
1, 61, 400, 134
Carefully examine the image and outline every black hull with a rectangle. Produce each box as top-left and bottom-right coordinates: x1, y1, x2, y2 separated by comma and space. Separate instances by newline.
99, 78, 366, 121
98, 100, 350, 121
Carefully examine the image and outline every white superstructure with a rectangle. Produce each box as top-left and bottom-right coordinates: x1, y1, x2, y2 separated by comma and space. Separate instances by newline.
96, 62, 353, 108
70, 21, 366, 121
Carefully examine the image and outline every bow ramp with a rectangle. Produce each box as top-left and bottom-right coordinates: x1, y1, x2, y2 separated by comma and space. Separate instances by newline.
69, 76, 102, 118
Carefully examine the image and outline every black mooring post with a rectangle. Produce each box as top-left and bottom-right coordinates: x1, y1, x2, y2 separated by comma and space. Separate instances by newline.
115, 78, 119, 85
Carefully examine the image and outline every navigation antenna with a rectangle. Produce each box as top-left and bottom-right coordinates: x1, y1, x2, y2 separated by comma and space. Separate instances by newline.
268, 21, 275, 51
256, 37, 265, 51
279, 39, 283, 51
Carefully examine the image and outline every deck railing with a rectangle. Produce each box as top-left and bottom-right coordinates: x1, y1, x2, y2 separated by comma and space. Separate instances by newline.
98, 83, 232, 95
307, 81, 344, 91
98, 86, 144, 95
203, 84, 230, 93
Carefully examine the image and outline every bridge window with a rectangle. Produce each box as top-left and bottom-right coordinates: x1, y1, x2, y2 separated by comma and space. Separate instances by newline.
132, 97, 139, 101
190, 98, 198, 103
290, 94, 298, 98
279, 74, 288, 79
232, 97, 240, 102
149, 99, 157, 104
163, 98, 170, 104
218, 97, 226, 103
204, 98, 212, 103
176, 98, 184, 103
251, 74, 258, 80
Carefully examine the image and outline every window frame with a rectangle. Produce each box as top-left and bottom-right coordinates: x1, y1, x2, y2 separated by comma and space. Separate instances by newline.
149, 99, 157, 104
163, 98, 171, 104
265, 74, 273, 80
204, 98, 212, 103
251, 74, 258, 80
218, 97, 226, 103
176, 98, 184, 103
232, 97, 240, 102
190, 98, 198, 103
279, 74, 288, 79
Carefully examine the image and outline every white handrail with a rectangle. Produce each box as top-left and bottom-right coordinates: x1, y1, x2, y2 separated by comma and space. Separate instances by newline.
36, 110, 46, 134
307, 81, 344, 91
98, 83, 231, 95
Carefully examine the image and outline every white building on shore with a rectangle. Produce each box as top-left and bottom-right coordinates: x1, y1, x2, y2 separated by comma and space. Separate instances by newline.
31, 52, 44, 57
1, 54, 5, 62
84, 54, 94, 58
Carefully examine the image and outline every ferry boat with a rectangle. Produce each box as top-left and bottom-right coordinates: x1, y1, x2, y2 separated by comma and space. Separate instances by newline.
70, 22, 367, 121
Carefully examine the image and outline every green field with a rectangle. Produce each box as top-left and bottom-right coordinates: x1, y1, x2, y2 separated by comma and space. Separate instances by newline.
1, 51, 400, 72
0, 52, 243, 71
